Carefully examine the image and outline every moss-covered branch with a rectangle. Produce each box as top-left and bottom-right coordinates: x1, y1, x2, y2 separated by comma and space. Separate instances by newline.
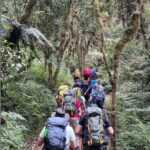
93, 0, 113, 85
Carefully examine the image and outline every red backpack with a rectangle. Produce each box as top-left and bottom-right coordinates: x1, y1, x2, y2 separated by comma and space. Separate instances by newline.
83, 67, 90, 77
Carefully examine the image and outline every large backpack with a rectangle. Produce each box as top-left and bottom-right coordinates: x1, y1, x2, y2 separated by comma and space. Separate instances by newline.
86, 104, 103, 146
46, 117, 67, 150
91, 82, 105, 108
73, 87, 82, 97
73, 68, 81, 78
83, 67, 90, 77
90, 68, 96, 79
90, 79, 96, 87
73, 78, 82, 88
58, 85, 69, 97
64, 89, 78, 115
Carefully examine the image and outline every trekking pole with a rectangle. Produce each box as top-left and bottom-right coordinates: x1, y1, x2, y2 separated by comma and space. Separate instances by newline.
83, 86, 91, 97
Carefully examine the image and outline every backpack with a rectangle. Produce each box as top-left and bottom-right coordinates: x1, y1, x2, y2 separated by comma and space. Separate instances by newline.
64, 89, 78, 115
73, 87, 82, 97
83, 67, 90, 77
90, 68, 96, 79
91, 82, 105, 108
73, 68, 81, 78
90, 79, 96, 87
86, 104, 103, 146
73, 78, 82, 88
46, 117, 67, 150
58, 85, 69, 97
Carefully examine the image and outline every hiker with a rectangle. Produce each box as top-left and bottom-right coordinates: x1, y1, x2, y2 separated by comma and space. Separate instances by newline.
75, 103, 114, 150
73, 68, 82, 88
56, 82, 70, 108
63, 88, 82, 149
83, 67, 91, 81
89, 79, 105, 109
81, 67, 91, 103
73, 87, 86, 117
58, 82, 69, 98
89, 66, 97, 88
37, 108, 77, 150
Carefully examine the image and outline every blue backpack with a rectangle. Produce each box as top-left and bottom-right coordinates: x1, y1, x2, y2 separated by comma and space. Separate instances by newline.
90, 68, 96, 78
46, 117, 67, 150
90, 79, 96, 87
91, 82, 105, 108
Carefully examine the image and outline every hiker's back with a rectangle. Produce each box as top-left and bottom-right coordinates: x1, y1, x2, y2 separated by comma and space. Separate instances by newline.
91, 80, 105, 109
79, 104, 106, 150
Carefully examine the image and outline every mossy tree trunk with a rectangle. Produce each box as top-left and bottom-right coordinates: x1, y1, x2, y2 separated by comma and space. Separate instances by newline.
20, 0, 37, 25
93, 0, 143, 149
52, 0, 73, 88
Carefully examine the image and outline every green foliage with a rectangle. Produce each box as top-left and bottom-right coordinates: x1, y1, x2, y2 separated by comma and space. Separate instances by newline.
1, 112, 27, 150
2, 79, 56, 138
57, 66, 73, 87
116, 99, 150, 150
1, 41, 26, 81
30, 60, 49, 84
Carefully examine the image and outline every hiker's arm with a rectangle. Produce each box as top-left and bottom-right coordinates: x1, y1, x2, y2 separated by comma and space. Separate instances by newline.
37, 137, 44, 146
37, 127, 46, 146
75, 125, 82, 136
103, 118, 114, 135
70, 140, 76, 150
75, 115, 86, 135
69, 126, 77, 150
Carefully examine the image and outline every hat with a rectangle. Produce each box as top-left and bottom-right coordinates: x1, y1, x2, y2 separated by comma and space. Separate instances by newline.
51, 108, 70, 121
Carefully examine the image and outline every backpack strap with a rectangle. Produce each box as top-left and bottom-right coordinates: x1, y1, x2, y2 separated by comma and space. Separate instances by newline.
58, 125, 67, 149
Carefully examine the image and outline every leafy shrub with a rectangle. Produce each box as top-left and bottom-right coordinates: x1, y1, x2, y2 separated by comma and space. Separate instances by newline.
1, 112, 27, 150
2, 80, 56, 138
116, 96, 150, 150
117, 110, 150, 150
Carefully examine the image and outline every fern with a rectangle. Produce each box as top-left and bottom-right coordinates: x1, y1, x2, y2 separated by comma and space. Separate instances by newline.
1, 112, 27, 150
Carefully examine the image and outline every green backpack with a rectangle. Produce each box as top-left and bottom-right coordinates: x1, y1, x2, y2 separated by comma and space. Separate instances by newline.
86, 104, 103, 146
64, 89, 78, 116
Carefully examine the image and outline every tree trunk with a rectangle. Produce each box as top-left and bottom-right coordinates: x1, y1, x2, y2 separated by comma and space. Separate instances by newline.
50, 0, 73, 88
20, 0, 37, 24
93, 0, 143, 149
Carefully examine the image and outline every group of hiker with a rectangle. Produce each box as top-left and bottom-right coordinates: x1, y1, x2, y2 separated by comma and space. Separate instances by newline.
36, 66, 114, 150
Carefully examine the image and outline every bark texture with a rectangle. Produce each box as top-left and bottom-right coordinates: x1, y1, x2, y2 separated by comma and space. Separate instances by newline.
93, 0, 143, 149
20, 0, 37, 24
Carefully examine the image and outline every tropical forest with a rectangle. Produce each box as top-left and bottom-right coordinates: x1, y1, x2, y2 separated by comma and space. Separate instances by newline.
1, 0, 150, 150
